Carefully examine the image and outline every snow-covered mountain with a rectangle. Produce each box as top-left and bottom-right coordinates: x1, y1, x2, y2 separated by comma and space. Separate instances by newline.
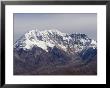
14, 29, 96, 53
14, 29, 97, 75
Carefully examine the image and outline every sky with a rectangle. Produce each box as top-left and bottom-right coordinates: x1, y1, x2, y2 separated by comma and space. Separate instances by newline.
14, 13, 97, 42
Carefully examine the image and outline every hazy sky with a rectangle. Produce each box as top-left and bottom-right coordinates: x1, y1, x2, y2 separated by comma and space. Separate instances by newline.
14, 13, 97, 42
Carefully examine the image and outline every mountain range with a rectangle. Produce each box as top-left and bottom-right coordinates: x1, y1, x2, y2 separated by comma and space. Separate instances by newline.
14, 29, 97, 75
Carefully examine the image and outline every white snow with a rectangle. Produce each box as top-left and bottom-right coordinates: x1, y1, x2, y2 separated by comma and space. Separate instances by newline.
15, 29, 97, 53
57, 44, 67, 51
80, 39, 85, 44
21, 30, 55, 52
91, 40, 97, 45
35, 41, 48, 52
23, 39, 55, 52
46, 41, 55, 48
24, 39, 34, 49
63, 36, 71, 41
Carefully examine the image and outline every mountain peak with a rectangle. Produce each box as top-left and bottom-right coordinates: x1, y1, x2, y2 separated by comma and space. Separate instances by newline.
14, 29, 96, 53
14, 29, 97, 75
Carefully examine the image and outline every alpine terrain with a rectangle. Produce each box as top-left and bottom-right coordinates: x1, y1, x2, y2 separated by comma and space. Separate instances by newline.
14, 29, 97, 75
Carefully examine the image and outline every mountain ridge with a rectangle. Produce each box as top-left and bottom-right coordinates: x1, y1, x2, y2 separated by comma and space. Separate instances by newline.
14, 29, 97, 75
14, 29, 97, 53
